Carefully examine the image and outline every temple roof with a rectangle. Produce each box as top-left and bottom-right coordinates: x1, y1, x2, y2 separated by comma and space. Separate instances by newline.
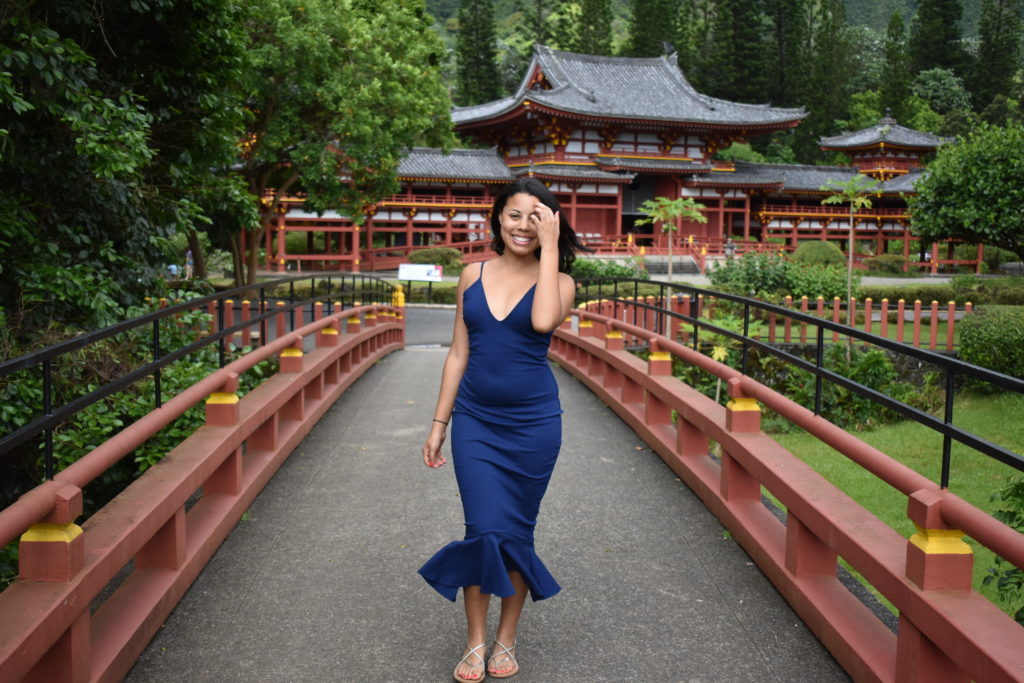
687, 162, 916, 194
511, 162, 634, 183
819, 116, 950, 150
596, 157, 712, 174
397, 147, 512, 182
453, 45, 806, 129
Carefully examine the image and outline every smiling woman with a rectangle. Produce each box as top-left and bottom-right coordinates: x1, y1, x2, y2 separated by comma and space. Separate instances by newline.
418, 178, 590, 681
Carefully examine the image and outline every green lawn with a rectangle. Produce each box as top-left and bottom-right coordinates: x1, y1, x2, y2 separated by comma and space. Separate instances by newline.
770, 391, 1024, 615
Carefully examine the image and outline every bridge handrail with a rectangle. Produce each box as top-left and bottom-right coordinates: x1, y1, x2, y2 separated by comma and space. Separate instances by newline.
0, 274, 396, 470
574, 279, 1024, 484
554, 309, 1024, 680
0, 303, 390, 552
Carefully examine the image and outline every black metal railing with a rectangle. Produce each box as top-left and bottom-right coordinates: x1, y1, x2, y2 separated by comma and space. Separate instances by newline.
576, 277, 1024, 487
0, 274, 397, 479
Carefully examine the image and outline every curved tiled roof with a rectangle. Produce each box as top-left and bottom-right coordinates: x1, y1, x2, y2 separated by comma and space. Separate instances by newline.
878, 169, 926, 193
819, 116, 951, 150
453, 45, 806, 128
512, 163, 634, 182
397, 147, 512, 181
596, 157, 712, 173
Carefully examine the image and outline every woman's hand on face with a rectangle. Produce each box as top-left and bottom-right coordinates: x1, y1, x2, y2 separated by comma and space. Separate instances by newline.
422, 423, 448, 468
530, 202, 560, 252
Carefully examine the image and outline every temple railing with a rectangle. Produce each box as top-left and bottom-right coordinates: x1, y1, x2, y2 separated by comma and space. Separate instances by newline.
550, 308, 1024, 682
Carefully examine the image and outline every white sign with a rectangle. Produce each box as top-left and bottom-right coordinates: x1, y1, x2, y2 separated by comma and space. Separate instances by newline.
398, 263, 443, 282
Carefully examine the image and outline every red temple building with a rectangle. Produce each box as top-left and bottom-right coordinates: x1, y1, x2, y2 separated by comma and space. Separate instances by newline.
266, 47, 968, 274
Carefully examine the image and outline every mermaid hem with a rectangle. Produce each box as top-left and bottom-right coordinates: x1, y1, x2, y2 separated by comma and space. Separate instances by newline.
418, 533, 560, 602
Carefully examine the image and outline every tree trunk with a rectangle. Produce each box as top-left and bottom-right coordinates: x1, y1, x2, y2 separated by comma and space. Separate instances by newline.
186, 230, 207, 279
229, 232, 244, 288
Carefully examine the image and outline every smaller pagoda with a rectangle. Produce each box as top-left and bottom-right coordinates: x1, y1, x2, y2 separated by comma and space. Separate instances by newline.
819, 112, 950, 181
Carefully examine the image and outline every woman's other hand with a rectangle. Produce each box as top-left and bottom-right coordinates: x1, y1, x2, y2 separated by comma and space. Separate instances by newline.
423, 422, 448, 468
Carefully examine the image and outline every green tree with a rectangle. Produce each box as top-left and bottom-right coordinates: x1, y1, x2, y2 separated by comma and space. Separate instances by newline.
624, 0, 679, 57
0, 0, 248, 341
820, 174, 881, 330
795, 0, 856, 159
635, 196, 708, 280
455, 0, 502, 105
972, 0, 1023, 112
908, 0, 970, 77
909, 123, 1024, 263
236, 0, 454, 285
879, 10, 913, 123
765, 0, 809, 108
704, 0, 769, 103
572, 0, 614, 55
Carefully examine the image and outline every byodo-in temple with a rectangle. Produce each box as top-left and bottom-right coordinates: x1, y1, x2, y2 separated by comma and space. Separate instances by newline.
265, 45, 970, 275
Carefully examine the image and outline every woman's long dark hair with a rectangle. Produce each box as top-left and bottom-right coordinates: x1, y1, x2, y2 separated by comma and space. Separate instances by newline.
489, 177, 593, 274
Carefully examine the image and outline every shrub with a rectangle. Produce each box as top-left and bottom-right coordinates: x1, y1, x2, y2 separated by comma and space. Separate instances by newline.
785, 263, 854, 301
984, 476, 1024, 625
571, 256, 647, 280
863, 254, 908, 273
792, 240, 844, 266
858, 284, 957, 305
708, 251, 790, 296
408, 247, 465, 276
958, 306, 1024, 380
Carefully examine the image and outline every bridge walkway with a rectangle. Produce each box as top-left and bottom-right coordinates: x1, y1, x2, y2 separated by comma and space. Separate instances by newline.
125, 309, 848, 682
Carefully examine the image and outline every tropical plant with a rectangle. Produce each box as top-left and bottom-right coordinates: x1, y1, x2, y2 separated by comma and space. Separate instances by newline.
635, 196, 708, 280
821, 174, 881, 327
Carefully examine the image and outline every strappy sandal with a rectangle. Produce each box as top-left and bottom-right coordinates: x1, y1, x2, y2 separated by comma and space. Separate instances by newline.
487, 639, 519, 679
453, 643, 486, 683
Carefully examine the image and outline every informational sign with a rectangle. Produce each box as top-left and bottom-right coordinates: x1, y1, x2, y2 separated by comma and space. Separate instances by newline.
398, 263, 443, 282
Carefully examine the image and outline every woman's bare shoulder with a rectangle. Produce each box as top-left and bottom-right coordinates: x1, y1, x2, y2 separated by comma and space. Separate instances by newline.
458, 261, 484, 291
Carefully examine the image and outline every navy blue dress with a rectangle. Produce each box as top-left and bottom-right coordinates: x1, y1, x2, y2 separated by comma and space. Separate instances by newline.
419, 264, 562, 602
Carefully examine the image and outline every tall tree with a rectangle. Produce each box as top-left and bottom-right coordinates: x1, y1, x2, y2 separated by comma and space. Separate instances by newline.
972, 0, 1023, 112
879, 10, 913, 122
237, 0, 454, 285
0, 0, 248, 340
455, 0, 502, 105
624, 0, 680, 57
764, 0, 809, 107
703, 0, 769, 102
908, 0, 970, 77
572, 0, 614, 55
795, 0, 856, 159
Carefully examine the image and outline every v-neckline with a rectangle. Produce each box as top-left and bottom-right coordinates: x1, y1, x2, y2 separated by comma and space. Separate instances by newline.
478, 268, 536, 323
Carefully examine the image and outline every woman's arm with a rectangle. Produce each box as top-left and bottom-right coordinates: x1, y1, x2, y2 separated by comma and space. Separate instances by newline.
530, 205, 576, 333
422, 264, 478, 468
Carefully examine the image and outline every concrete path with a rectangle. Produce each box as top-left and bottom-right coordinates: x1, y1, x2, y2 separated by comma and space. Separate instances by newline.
126, 312, 848, 682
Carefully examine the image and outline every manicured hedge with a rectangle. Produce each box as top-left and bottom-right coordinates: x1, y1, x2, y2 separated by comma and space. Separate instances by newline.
958, 305, 1024, 380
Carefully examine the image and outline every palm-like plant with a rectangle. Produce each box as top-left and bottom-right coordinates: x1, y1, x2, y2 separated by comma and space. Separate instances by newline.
820, 174, 881, 326
636, 196, 708, 279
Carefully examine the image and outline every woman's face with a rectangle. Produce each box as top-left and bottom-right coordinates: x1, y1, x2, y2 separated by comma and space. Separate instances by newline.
499, 192, 544, 255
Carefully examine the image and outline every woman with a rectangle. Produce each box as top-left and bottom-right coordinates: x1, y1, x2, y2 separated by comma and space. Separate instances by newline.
419, 177, 590, 681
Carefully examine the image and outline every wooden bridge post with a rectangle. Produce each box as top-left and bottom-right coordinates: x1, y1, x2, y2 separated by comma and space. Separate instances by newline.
205, 371, 240, 426
896, 489, 973, 682
18, 484, 89, 682
280, 335, 304, 373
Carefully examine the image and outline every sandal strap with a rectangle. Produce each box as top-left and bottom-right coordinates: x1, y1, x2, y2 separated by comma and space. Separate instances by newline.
488, 639, 518, 665
459, 642, 486, 668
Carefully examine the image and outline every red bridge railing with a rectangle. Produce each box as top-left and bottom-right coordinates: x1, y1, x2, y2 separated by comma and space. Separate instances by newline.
550, 309, 1024, 682
0, 304, 404, 682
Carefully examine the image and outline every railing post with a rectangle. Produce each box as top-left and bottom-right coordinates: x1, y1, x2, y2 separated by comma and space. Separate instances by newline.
205, 371, 240, 426
18, 484, 84, 583
785, 515, 836, 577
905, 489, 972, 591
318, 316, 340, 348
725, 377, 761, 433
346, 313, 361, 334
280, 335, 304, 373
